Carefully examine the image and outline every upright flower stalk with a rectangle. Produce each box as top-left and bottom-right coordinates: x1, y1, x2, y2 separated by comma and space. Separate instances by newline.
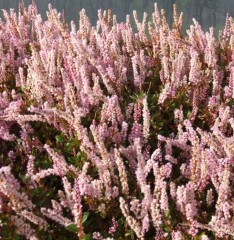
0, 2, 234, 239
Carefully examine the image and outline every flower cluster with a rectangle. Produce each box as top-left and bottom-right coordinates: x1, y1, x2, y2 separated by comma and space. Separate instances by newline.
0, 2, 234, 239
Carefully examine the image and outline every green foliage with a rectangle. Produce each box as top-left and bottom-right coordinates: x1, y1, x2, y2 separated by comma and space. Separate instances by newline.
65, 224, 79, 233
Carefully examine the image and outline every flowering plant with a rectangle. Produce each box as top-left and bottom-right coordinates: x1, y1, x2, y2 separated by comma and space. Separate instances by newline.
0, 2, 234, 239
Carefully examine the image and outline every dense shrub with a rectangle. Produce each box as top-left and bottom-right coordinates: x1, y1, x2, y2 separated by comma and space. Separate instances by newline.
0, 2, 234, 239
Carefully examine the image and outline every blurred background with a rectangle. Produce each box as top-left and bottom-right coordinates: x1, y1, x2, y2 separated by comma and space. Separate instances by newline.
0, 0, 233, 35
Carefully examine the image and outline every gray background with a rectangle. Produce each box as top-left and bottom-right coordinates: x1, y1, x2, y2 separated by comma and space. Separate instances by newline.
0, 0, 233, 34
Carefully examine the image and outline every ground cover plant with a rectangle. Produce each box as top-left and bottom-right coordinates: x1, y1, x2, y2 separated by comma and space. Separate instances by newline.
0, 1, 234, 239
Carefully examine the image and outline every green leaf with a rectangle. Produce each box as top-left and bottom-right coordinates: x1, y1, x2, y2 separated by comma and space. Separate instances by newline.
77, 152, 81, 159
82, 212, 90, 224
55, 135, 64, 143
164, 209, 170, 218
117, 217, 124, 226
186, 110, 191, 118
65, 224, 78, 233
125, 230, 135, 240
164, 226, 171, 233
68, 156, 75, 164
81, 234, 91, 240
